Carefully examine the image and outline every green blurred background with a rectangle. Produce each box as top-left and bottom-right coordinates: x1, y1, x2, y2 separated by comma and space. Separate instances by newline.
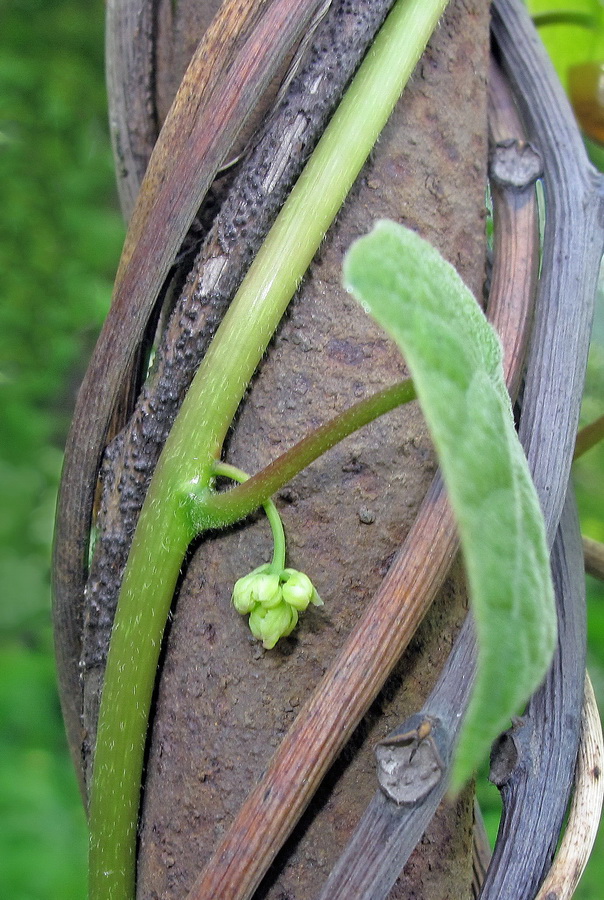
0, 0, 602, 896
1, 1, 123, 895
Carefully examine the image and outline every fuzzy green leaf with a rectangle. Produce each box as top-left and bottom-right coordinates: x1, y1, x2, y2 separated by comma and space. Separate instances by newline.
343, 220, 556, 790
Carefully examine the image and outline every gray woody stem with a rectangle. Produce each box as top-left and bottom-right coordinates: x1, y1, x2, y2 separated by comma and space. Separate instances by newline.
479, 0, 604, 894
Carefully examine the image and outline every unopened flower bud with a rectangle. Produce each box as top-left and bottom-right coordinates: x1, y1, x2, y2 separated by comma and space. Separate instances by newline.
249, 601, 298, 649
232, 569, 262, 614
253, 572, 282, 608
232, 564, 281, 613
282, 568, 323, 609
232, 562, 322, 648
281, 569, 314, 610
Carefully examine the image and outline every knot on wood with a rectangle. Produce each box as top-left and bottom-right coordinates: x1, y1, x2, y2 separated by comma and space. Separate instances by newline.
490, 139, 543, 190
375, 714, 445, 805
489, 716, 528, 787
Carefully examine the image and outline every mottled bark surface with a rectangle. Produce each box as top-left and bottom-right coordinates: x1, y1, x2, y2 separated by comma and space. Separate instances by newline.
137, 2, 490, 898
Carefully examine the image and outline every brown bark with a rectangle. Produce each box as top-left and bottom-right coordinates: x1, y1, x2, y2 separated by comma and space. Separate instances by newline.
136, 1, 490, 898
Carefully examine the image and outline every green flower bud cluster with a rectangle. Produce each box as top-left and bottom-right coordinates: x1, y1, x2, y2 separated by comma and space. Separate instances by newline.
232, 564, 323, 649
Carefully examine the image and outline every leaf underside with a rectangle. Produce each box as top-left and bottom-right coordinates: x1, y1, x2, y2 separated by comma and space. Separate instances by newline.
344, 220, 556, 790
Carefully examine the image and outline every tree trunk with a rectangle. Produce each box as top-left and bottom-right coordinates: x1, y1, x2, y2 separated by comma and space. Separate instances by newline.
132, 1, 491, 897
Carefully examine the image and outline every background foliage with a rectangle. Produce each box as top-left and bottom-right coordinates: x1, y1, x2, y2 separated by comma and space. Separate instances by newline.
0, 1, 123, 895
0, 0, 601, 896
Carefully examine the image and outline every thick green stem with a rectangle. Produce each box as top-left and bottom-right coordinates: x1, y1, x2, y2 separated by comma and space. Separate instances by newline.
88, 2, 447, 897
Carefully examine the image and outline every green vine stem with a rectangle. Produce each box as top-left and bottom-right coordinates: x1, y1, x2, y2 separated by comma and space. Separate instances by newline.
201, 379, 415, 528
211, 461, 287, 570
532, 11, 596, 30
574, 412, 604, 459
88, 1, 447, 897
583, 534, 604, 581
